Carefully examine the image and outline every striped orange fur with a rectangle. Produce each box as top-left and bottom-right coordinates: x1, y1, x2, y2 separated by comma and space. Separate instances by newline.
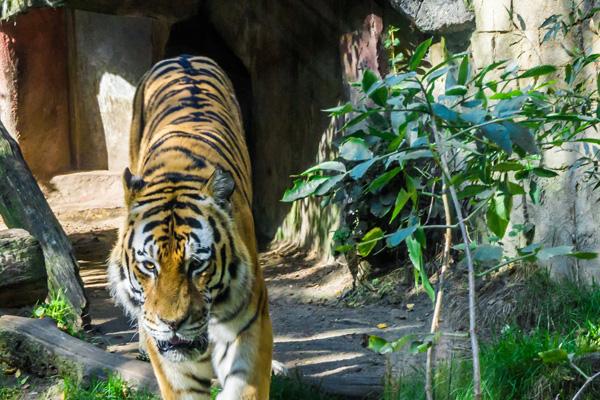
108, 55, 272, 400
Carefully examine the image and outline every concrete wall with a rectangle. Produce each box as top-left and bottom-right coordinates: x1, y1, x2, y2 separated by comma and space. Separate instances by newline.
67, 10, 155, 172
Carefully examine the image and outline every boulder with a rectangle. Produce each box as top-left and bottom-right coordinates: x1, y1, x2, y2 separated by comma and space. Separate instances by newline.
0, 229, 47, 307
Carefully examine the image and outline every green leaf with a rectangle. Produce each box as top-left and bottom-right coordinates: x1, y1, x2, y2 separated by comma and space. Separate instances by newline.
458, 184, 488, 199
482, 124, 513, 154
494, 95, 527, 118
493, 162, 525, 172
323, 103, 353, 116
367, 335, 389, 353
368, 167, 401, 193
520, 242, 542, 254
502, 121, 539, 154
461, 109, 487, 124
569, 252, 598, 260
386, 149, 433, 166
390, 189, 410, 222
315, 174, 345, 196
339, 138, 373, 161
362, 69, 379, 92
532, 167, 558, 178
445, 85, 468, 96
518, 64, 557, 79
370, 86, 388, 107
335, 244, 353, 253
432, 103, 459, 123
530, 180, 541, 204
458, 56, 469, 85
537, 245, 574, 261
386, 224, 418, 247
357, 227, 384, 257
301, 161, 346, 175
486, 192, 512, 238
538, 348, 568, 364
506, 181, 526, 195
409, 37, 433, 71
407, 236, 435, 302
473, 245, 503, 262
349, 159, 376, 180
282, 177, 329, 202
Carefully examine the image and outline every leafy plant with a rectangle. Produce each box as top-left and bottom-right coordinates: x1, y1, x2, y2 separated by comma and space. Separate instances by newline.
283, 37, 598, 292
32, 288, 81, 337
283, 33, 600, 399
63, 374, 160, 400
385, 274, 600, 400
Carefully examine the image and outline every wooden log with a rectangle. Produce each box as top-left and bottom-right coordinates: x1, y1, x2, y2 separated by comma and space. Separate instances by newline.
0, 121, 88, 325
0, 315, 158, 391
0, 228, 47, 307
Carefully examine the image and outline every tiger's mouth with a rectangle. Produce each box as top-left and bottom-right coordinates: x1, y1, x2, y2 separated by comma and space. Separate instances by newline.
156, 332, 209, 355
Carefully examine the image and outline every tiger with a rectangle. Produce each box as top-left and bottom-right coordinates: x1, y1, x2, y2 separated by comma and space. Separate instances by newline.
108, 55, 273, 400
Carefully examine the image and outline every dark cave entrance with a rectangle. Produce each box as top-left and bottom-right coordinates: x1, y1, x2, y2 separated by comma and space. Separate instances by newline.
163, 15, 255, 171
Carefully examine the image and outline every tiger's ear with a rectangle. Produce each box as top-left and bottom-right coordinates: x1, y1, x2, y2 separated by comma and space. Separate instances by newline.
208, 167, 235, 204
123, 167, 145, 203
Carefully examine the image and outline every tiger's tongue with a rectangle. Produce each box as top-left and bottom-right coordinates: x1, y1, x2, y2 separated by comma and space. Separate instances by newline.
168, 336, 184, 345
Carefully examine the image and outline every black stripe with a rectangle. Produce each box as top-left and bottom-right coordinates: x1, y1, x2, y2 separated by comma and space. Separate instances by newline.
223, 368, 247, 385
152, 172, 208, 185
228, 260, 238, 280
184, 372, 211, 389
208, 216, 221, 243
219, 342, 231, 365
214, 286, 230, 305
236, 289, 263, 337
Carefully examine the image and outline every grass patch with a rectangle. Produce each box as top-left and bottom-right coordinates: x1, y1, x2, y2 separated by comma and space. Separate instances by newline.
32, 288, 81, 337
0, 387, 20, 400
57, 373, 336, 400
63, 375, 161, 400
385, 270, 600, 399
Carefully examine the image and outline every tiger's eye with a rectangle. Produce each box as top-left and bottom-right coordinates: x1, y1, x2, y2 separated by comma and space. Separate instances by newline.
143, 261, 156, 271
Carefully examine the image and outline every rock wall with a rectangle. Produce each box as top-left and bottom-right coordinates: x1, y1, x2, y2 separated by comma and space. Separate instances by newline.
205, 0, 417, 251
469, 0, 600, 281
0, 9, 71, 179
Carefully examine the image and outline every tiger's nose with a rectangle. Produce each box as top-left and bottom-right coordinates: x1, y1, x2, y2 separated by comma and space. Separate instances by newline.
159, 317, 184, 331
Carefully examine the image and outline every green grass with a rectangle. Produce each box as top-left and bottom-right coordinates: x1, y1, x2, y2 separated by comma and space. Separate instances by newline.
0, 387, 20, 400
63, 375, 160, 400
385, 271, 600, 400
57, 373, 337, 400
32, 288, 81, 337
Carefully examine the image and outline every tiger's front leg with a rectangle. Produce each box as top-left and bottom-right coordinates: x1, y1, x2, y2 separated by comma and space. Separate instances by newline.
211, 313, 272, 400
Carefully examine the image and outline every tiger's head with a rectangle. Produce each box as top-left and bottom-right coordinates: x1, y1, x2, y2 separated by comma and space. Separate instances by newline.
109, 167, 246, 362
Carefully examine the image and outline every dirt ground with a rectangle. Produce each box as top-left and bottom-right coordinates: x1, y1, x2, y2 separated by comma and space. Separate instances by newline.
4, 172, 434, 398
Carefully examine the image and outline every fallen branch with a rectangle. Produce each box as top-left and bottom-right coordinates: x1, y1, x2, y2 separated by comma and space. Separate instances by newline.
571, 370, 600, 400
425, 182, 452, 400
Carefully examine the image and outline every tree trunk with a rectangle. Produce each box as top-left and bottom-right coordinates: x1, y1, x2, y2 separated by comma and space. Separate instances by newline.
0, 121, 88, 325
0, 228, 47, 307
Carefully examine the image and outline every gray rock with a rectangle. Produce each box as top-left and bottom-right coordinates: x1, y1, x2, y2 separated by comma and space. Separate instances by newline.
389, 0, 475, 34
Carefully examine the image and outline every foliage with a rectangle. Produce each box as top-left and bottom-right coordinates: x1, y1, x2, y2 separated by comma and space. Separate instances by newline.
32, 288, 81, 338
59, 373, 336, 400
283, 35, 599, 298
0, 387, 19, 400
63, 374, 160, 400
385, 274, 600, 399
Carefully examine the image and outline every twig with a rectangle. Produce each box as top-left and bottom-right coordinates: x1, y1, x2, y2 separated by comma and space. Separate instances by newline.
425, 181, 452, 400
571, 370, 600, 400
432, 121, 482, 400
